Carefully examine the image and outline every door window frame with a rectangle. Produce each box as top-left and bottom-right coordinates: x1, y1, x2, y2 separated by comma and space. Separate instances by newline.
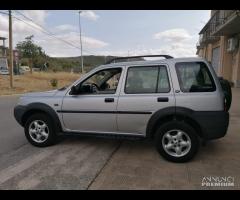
175, 61, 216, 93
67, 67, 124, 96
123, 65, 171, 95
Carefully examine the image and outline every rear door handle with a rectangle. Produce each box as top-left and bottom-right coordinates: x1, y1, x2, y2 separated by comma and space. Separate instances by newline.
105, 98, 114, 103
157, 97, 169, 102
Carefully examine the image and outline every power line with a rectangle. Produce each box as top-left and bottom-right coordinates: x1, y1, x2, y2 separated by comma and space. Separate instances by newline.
13, 11, 83, 51
0, 10, 98, 55
13, 10, 97, 55
3, 10, 79, 50
0, 11, 8, 15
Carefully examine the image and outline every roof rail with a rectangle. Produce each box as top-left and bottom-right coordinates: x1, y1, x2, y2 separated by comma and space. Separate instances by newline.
105, 55, 173, 64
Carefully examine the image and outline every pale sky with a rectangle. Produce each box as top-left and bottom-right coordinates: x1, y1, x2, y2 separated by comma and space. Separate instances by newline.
0, 10, 211, 57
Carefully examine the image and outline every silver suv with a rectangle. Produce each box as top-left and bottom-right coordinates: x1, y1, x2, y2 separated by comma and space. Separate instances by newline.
14, 55, 231, 162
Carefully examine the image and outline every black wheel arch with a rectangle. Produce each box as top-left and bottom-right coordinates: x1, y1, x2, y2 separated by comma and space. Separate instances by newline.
20, 103, 62, 133
146, 107, 203, 139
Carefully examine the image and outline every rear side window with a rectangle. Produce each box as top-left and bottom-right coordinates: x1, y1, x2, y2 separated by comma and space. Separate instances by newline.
125, 66, 170, 94
175, 62, 216, 92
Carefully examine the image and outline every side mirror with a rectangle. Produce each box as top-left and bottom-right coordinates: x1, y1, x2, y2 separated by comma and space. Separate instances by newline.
70, 84, 95, 95
80, 84, 93, 93
70, 85, 78, 95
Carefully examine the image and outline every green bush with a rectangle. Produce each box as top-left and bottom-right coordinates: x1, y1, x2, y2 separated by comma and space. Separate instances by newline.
50, 79, 58, 88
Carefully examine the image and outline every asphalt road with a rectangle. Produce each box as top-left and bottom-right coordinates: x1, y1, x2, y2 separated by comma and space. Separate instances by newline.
0, 96, 27, 155
0, 92, 239, 190
0, 95, 121, 189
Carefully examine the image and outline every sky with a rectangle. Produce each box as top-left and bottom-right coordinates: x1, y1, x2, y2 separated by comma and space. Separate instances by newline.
0, 10, 211, 58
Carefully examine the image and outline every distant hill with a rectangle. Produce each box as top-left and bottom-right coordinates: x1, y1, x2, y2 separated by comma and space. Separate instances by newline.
48, 55, 116, 72
46, 55, 145, 72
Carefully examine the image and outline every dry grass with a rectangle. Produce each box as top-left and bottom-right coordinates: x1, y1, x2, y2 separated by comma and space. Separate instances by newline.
0, 72, 80, 95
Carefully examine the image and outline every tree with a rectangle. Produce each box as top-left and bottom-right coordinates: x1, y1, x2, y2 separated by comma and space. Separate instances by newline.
16, 35, 48, 73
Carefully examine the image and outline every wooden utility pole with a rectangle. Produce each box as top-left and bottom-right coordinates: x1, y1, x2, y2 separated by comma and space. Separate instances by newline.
9, 10, 13, 88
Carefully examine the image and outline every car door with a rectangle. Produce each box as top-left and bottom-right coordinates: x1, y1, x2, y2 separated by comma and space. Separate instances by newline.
61, 67, 123, 133
117, 64, 175, 136
173, 61, 223, 111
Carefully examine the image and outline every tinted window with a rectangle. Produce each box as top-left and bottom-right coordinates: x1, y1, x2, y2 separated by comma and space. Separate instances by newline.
125, 66, 170, 94
175, 62, 216, 92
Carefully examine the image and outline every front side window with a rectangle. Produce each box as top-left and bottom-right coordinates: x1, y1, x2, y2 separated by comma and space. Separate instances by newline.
75, 68, 122, 95
125, 66, 170, 94
175, 62, 216, 92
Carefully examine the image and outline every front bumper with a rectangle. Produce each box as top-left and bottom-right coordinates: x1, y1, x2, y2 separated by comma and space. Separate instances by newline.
14, 105, 27, 126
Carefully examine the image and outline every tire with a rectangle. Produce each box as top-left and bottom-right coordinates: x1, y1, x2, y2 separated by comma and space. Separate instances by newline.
219, 78, 232, 111
24, 113, 58, 147
154, 121, 199, 163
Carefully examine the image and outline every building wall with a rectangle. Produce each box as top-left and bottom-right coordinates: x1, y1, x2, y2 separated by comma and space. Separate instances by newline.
232, 37, 240, 87
197, 35, 240, 87
198, 40, 221, 73
211, 10, 217, 17
206, 43, 212, 61
197, 10, 240, 87
220, 35, 240, 86
220, 36, 232, 81
237, 53, 240, 87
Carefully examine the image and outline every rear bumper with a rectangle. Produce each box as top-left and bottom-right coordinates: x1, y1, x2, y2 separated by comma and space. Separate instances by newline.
14, 105, 26, 126
193, 111, 229, 140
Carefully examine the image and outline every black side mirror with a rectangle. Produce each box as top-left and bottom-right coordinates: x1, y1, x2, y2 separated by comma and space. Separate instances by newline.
80, 84, 93, 93
70, 85, 78, 95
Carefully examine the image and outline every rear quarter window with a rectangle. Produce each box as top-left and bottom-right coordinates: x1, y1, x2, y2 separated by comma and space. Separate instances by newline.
175, 62, 216, 92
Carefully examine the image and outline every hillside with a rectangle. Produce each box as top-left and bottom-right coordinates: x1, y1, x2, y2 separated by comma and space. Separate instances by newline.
48, 55, 115, 72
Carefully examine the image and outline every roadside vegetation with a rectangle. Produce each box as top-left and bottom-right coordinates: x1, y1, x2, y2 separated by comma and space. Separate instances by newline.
0, 35, 116, 96
0, 71, 80, 95
15, 35, 114, 72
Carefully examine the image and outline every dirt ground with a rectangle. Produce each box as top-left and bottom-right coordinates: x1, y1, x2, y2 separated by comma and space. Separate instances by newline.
0, 72, 80, 95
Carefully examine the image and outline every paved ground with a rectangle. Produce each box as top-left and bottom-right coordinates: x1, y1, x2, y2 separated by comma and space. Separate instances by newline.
0, 90, 239, 190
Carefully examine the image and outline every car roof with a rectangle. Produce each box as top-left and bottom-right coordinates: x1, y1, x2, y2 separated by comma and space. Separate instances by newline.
97, 57, 207, 69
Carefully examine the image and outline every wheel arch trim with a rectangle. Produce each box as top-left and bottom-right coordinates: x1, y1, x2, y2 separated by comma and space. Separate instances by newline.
146, 107, 204, 138
15, 103, 62, 132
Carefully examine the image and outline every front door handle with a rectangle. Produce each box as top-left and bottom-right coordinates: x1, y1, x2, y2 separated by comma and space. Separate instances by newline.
105, 98, 114, 103
157, 97, 169, 102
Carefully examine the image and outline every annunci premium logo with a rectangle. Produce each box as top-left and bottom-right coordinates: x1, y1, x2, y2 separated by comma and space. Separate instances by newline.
202, 176, 234, 187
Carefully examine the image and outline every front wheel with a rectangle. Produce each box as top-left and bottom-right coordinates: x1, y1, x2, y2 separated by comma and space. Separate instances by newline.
24, 113, 58, 147
155, 121, 199, 163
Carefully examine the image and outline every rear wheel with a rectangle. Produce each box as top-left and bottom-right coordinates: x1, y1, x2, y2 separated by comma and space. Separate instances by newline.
155, 121, 199, 163
24, 113, 57, 147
